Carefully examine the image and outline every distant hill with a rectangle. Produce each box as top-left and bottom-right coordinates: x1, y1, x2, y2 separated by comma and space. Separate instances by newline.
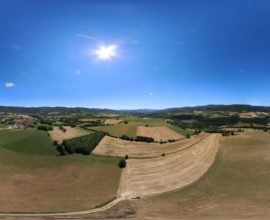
0, 104, 270, 115
160, 104, 270, 113
0, 106, 118, 114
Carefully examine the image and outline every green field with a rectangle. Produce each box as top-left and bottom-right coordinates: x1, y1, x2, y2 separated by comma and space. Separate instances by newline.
90, 117, 192, 137
0, 129, 121, 212
0, 129, 55, 155
168, 125, 194, 136
0, 124, 6, 128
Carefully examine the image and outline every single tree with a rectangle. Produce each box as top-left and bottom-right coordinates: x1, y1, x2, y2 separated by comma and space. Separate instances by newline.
118, 158, 126, 168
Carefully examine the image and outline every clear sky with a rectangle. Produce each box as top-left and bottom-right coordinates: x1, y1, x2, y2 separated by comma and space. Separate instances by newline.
1, 0, 270, 109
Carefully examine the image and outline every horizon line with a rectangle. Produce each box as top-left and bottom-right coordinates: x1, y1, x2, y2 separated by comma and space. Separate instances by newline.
0, 103, 269, 111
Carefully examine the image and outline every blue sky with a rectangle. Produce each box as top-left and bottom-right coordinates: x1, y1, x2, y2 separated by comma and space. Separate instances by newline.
1, 0, 270, 109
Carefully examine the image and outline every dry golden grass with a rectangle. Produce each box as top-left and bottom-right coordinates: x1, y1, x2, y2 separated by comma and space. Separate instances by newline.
104, 119, 123, 125
108, 130, 270, 219
117, 134, 220, 197
136, 126, 183, 142
49, 126, 89, 143
93, 133, 207, 158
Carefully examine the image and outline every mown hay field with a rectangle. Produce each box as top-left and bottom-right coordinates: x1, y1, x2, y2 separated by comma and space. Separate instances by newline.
90, 117, 192, 138
136, 126, 184, 142
104, 119, 123, 125
93, 133, 207, 158
131, 130, 270, 219
49, 126, 90, 143
118, 134, 220, 197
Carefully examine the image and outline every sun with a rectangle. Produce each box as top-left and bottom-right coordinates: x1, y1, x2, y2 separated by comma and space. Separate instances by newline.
95, 44, 117, 60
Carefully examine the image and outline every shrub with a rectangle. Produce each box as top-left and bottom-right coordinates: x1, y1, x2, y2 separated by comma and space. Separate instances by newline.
59, 126, 67, 132
135, 136, 154, 143
125, 154, 129, 160
37, 124, 53, 131
56, 144, 66, 156
186, 134, 191, 139
168, 139, 175, 143
194, 129, 201, 135
120, 135, 134, 141
118, 159, 126, 168
63, 143, 75, 154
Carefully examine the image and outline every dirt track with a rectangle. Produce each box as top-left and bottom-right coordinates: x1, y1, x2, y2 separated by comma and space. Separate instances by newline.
118, 134, 221, 197
93, 133, 207, 158
136, 126, 183, 142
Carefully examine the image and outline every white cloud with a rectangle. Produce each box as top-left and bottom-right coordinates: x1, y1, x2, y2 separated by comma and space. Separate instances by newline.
75, 69, 81, 75
5, 82, 15, 88
149, 92, 154, 96
76, 34, 97, 41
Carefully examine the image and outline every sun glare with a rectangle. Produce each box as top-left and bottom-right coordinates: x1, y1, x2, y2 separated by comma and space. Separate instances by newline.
95, 44, 117, 60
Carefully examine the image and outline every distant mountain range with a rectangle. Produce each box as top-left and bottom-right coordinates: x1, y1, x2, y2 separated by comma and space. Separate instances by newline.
1, 104, 270, 115
158, 104, 270, 113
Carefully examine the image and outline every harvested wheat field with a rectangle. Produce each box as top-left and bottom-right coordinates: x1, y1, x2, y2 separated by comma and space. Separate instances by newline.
93, 133, 208, 158
118, 134, 220, 197
49, 126, 89, 143
124, 130, 270, 219
136, 126, 184, 142
104, 119, 123, 125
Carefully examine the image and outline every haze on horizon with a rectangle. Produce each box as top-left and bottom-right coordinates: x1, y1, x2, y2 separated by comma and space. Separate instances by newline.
1, 0, 270, 109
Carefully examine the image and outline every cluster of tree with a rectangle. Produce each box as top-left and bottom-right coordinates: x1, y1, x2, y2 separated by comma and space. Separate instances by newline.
169, 115, 269, 130
32, 114, 53, 125
37, 124, 53, 131
194, 129, 202, 135
120, 135, 134, 141
79, 120, 103, 128
263, 127, 269, 132
135, 136, 155, 143
56, 131, 106, 155
221, 130, 235, 136
59, 126, 66, 132
205, 128, 236, 136
167, 139, 176, 143
58, 117, 79, 127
